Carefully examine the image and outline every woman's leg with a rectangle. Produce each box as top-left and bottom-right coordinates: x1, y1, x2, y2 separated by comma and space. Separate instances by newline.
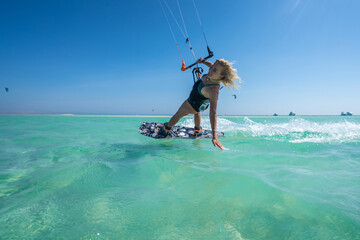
193, 112, 204, 137
168, 100, 197, 127
194, 112, 201, 128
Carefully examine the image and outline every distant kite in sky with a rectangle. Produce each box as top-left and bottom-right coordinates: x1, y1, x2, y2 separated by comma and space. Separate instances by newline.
5, 88, 8, 92
232, 94, 237, 99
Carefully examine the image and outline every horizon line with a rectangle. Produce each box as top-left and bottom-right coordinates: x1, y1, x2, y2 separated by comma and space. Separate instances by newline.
0, 113, 357, 117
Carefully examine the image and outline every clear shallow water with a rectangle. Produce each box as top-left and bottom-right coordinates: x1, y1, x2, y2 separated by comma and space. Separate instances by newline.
0, 115, 359, 239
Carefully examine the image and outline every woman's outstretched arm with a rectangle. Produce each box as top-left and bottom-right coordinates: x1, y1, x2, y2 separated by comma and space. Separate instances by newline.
209, 88, 224, 150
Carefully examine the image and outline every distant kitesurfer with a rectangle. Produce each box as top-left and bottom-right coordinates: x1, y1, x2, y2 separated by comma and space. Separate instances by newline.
158, 58, 240, 149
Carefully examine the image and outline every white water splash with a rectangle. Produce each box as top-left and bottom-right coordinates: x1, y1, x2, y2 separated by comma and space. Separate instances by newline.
180, 117, 360, 143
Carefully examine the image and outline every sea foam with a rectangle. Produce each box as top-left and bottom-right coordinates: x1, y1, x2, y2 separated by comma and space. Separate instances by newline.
180, 117, 360, 143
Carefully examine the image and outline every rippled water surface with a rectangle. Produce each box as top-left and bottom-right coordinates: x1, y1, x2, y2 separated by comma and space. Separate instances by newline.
1, 115, 359, 239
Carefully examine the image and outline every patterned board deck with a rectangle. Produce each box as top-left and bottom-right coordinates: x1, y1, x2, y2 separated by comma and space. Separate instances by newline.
138, 122, 225, 139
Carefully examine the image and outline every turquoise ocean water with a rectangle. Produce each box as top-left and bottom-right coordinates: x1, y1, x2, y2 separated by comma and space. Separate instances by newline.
1, 115, 359, 239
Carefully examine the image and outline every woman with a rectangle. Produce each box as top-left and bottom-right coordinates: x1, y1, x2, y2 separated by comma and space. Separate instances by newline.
159, 58, 240, 150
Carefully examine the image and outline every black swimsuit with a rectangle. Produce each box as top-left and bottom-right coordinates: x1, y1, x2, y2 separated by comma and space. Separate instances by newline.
187, 77, 220, 112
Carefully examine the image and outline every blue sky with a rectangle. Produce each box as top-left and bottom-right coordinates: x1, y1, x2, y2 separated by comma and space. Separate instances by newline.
0, 0, 359, 115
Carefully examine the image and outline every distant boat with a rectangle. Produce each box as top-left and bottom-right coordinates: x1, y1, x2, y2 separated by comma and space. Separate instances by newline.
341, 112, 353, 116
289, 112, 296, 116
273, 113, 278, 116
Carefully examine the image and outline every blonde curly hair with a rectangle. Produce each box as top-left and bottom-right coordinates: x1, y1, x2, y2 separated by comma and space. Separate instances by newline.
216, 59, 241, 89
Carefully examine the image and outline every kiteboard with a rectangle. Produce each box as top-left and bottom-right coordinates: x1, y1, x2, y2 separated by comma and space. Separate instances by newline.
138, 122, 225, 139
